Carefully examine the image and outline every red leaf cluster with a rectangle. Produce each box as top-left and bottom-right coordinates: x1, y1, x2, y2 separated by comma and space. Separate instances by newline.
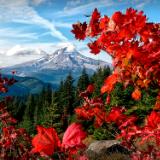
86, 8, 101, 37
72, 7, 160, 159
62, 123, 87, 156
72, 8, 160, 98
107, 108, 160, 159
0, 101, 37, 159
101, 73, 119, 94
75, 95, 107, 128
32, 126, 61, 156
32, 123, 87, 159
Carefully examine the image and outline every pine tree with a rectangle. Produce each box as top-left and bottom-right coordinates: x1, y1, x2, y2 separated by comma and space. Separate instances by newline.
44, 84, 53, 104
15, 101, 26, 121
56, 80, 65, 110
63, 73, 75, 115
19, 101, 34, 134
91, 67, 111, 96
25, 94, 36, 121
33, 104, 39, 127
6, 96, 18, 117
77, 68, 90, 92
39, 91, 63, 133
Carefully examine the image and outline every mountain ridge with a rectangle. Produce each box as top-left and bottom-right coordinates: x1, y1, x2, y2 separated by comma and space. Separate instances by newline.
2, 46, 111, 87
4, 46, 110, 72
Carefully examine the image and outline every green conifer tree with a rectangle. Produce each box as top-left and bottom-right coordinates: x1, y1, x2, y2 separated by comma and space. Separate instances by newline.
77, 68, 90, 92
63, 73, 75, 115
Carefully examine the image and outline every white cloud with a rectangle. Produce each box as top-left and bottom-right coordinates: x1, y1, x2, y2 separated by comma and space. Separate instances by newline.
65, 0, 81, 9
54, 21, 72, 28
31, 0, 47, 6
134, 0, 151, 9
0, 28, 39, 39
0, 0, 68, 41
56, 0, 115, 18
56, 0, 152, 18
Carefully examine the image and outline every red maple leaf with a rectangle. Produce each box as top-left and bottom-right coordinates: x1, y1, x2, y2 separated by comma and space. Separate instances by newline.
88, 41, 100, 54
111, 11, 124, 26
31, 126, 61, 156
147, 111, 160, 129
99, 15, 109, 30
71, 22, 87, 40
62, 123, 87, 153
86, 8, 101, 37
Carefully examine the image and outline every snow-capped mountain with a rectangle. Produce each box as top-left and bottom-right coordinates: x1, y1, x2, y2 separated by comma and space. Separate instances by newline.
3, 46, 111, 86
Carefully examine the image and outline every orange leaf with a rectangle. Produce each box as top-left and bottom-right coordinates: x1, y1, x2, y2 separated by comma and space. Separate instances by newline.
132, 88, 141, 101
101, 73, 118, 94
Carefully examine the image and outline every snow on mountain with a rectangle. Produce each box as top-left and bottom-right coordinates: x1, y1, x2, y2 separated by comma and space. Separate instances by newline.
5, 46, 110, 71
3, 46, 111, 86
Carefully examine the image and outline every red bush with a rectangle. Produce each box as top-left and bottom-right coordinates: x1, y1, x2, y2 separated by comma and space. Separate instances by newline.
72, 7, 160, 159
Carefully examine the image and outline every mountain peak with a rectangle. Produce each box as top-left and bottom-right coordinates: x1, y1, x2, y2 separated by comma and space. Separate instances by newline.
51, 44, 78, 58
65, 44, 76, 52
55, 43, 76, 53
3, 46, 111, 86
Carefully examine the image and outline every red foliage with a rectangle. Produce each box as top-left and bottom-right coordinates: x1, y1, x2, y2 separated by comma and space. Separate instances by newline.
131, 88, 141, 101
75, 96, 107, 128
101, 73, 119, 94
62, 123, 87, 154
32, 123, 87, 159
0, 6, 160, 160
0, 69, 88, 159
32, 126, 61, 156
99, 15, 109, 30
86, 8, 101, 37
71, 22, 87, 40
0, 73, 17, 93
0, 101, 37, 159
88, 41, 100, 54
86, 84, 94, 93
72, 7, 160, 160
72, 8, 160, 94
146, 111, 160, 129
106, 107, 126, 123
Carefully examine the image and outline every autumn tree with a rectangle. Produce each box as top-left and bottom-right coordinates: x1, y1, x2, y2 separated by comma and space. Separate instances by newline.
72, 7, 160, 159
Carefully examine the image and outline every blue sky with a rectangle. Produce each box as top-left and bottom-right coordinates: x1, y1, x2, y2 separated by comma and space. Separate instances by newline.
0, 0, 160, 63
